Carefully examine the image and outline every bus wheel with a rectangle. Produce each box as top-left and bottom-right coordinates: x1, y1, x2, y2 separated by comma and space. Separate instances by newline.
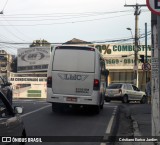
93, 105, 100, 114
52, 103, 61, 113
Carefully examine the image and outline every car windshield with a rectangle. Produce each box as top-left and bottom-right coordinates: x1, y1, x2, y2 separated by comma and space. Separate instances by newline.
107, 84, 122, 89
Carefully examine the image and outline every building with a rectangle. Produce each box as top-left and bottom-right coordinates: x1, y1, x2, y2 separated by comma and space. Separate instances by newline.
0, 50, 13, 79
10, 38, 151, 99
89, 43, 151, 91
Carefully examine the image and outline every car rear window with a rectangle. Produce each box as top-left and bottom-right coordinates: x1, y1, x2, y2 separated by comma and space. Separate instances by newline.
107, 84, 122, 89
52, 48, 95, 72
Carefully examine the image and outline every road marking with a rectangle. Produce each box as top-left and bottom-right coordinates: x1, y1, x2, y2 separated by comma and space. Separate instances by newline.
105, 106, 117, 134
94, 106, 117, 145
21, 104, 51, 117
100, 143, 106, 145
106, 116, 114, 134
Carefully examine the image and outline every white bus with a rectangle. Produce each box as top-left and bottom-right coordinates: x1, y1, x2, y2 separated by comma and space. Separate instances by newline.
47, 45, 108, 113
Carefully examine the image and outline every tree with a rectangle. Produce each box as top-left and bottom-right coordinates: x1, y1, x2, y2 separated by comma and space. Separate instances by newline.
30, 39, 51, 47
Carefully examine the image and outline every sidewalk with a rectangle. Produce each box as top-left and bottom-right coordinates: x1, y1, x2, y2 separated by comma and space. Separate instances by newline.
130, 104, 153, 145
13, 98, 47, 102
130, 104, 151, 137
114, 103, 155, 145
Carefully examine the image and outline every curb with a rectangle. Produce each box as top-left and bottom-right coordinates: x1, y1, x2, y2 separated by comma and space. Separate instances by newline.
131, 116, 141, 136
111, 105, 134, 145
131, 116, 141, 145
131, 116, 155, 145
13, 98, 47, 103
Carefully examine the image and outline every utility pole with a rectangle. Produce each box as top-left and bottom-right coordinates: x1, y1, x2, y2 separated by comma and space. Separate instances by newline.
124, 3, 146, 87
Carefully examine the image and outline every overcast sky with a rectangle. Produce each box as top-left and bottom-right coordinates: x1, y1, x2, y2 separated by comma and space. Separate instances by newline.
0, 0, 151, 54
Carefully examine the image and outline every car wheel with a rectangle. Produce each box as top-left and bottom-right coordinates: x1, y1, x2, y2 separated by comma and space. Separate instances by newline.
140, 96, 147, 104
122, 95, 129, 103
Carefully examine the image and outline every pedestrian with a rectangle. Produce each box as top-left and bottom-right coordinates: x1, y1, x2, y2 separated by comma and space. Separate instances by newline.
145, 77, 151, 104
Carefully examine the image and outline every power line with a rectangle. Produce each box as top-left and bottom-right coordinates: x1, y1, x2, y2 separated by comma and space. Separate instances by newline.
4, 10, 133, 17
2, 0, 9, 11
0, 20, 26, 41
2, 17, 34, 41
0, 10, 150, 22
0, 31, 151, 45
0, 12, 134, 21
0, 13, 134, 26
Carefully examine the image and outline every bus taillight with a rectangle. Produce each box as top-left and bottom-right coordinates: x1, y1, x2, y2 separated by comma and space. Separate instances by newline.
47, 76, 52, 88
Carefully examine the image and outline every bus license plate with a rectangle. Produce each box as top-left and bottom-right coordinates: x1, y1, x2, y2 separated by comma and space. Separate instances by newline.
66, 97, 77, 102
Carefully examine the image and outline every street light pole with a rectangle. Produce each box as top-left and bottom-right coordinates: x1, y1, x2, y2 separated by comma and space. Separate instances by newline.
126, 28, 133, 38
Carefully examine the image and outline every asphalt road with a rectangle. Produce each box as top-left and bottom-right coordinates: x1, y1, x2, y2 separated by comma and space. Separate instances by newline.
13, 100, 119, 145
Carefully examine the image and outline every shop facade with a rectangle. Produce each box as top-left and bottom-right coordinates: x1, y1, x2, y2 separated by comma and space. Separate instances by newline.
88, 43, 151, 91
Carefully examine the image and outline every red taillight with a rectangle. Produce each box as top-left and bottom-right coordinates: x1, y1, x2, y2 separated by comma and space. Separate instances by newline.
47, 76, 52, 88
89, 48, 95, 51
93, 79, 100, 90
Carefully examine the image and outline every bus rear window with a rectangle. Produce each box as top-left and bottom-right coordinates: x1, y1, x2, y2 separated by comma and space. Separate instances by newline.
52, 49, 95, 72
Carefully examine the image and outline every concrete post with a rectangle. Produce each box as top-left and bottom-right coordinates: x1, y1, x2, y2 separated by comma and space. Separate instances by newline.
151, 13, 160, 140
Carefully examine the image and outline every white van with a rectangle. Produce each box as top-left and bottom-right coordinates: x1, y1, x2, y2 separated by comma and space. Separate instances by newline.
47, 45, 108, 113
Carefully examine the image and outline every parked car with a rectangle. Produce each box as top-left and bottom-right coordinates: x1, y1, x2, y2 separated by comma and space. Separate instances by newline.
0, 91, 26, 145
0, 76, 13, 105
105, 83, 147, 103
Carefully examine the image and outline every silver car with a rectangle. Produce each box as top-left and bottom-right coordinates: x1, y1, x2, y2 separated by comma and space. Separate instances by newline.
0, 91, 26, 145
105, 83, 147, 103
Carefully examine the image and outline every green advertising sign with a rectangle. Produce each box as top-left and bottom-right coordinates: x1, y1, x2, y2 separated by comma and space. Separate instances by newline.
88, 44, 151, 54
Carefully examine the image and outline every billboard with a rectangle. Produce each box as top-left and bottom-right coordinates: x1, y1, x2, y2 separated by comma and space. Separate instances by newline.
17, 47, 51, 72
10, 77, 47, 98
9, 72, 47, 98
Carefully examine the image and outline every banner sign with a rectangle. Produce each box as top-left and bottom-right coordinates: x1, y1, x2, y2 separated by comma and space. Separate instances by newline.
88, 44, 151, 56
17, 47, 51, 72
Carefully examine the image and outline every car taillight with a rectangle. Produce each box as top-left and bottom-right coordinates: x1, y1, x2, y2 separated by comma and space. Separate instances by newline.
93, 79, 100, 90
47, 76, 52, 88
